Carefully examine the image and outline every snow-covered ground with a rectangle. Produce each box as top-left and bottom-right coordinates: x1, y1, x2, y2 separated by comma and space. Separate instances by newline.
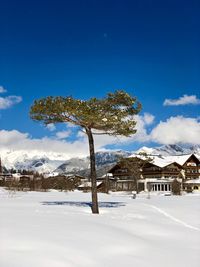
0, 189, 199, 267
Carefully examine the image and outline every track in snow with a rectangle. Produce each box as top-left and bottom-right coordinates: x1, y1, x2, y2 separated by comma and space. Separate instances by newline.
146, 204, 200, 232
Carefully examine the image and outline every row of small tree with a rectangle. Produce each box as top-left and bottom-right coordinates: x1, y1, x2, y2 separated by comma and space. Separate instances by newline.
4, 176, 81, 192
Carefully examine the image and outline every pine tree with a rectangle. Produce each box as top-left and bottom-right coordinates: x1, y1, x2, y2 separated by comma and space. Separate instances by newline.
171, 178, 181, 195
30, 90, 141, 213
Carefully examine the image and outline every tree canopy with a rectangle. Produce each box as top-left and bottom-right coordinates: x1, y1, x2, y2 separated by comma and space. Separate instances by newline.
30, 90, 141, 136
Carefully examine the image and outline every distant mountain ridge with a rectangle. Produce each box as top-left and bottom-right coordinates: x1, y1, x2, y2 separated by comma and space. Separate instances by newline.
0, 144, 200, 176
137, 144, 200, 156
54, 150, 132, 176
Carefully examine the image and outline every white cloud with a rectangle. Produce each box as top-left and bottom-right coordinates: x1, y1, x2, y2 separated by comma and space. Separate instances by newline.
163, 94, 200, 106
0, 86, 7, 93
0, 95, 22, 109
143, 113, 155, 125
127, 113, 154, 142
56, 130, 71, 139
150, 116, 200, 145
1, 114, 199, 158
46, 123, 56, 131
0, 130, 29, 145
0, 113, 154, 157
93, 114, 200, 147
64, 122, 77, 128
0, 86, 22, 109
0, 129, 89, 158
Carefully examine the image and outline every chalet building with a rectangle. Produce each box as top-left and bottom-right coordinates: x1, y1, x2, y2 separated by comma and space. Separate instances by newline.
180, 154, 200, 179
107, 154, 200, 192
141, 161, 184, 192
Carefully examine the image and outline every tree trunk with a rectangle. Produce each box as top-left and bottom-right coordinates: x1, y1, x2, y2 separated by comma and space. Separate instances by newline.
85, 127, 99, 214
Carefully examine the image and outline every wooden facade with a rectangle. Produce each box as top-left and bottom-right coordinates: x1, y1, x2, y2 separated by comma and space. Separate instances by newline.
108, 164, 136, 191
142, 162, 183, 179
107, 154, 200, 192
182, 154, 200, 180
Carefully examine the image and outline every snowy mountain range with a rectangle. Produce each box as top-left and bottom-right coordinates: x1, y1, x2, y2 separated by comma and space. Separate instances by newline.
1, 144, 200, 176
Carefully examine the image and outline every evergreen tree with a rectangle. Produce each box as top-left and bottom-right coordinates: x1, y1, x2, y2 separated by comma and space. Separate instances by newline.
171, 178, 181, 195
30, 90, 141, 213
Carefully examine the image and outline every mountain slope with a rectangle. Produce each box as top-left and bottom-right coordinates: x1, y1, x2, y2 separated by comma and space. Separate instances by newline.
1, 144, 200, 176
137, 144, 200, 156
54, 150, 132, 175
0, 150, 68, 173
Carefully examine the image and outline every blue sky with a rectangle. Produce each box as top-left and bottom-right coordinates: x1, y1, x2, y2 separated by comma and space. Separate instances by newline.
0, 0, 199, 155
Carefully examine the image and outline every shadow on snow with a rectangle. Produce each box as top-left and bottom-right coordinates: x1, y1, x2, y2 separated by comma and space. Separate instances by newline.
41, 201, 126, 208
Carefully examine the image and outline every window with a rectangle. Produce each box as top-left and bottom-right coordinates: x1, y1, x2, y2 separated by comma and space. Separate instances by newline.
187, 162, 196, 166
117, 182, 123, 190
123, 182, 128, 190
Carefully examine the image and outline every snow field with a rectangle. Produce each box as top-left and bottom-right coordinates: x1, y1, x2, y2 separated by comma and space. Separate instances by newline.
0, 189, 199, 267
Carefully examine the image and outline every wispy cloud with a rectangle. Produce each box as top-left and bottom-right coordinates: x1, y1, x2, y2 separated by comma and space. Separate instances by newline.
0, 86, 7, 93
163, 94, 200, 106
0, 85, 22, 109
0, 95, 22, 110
46, 123, 56, 131
56, 130, 71, 139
